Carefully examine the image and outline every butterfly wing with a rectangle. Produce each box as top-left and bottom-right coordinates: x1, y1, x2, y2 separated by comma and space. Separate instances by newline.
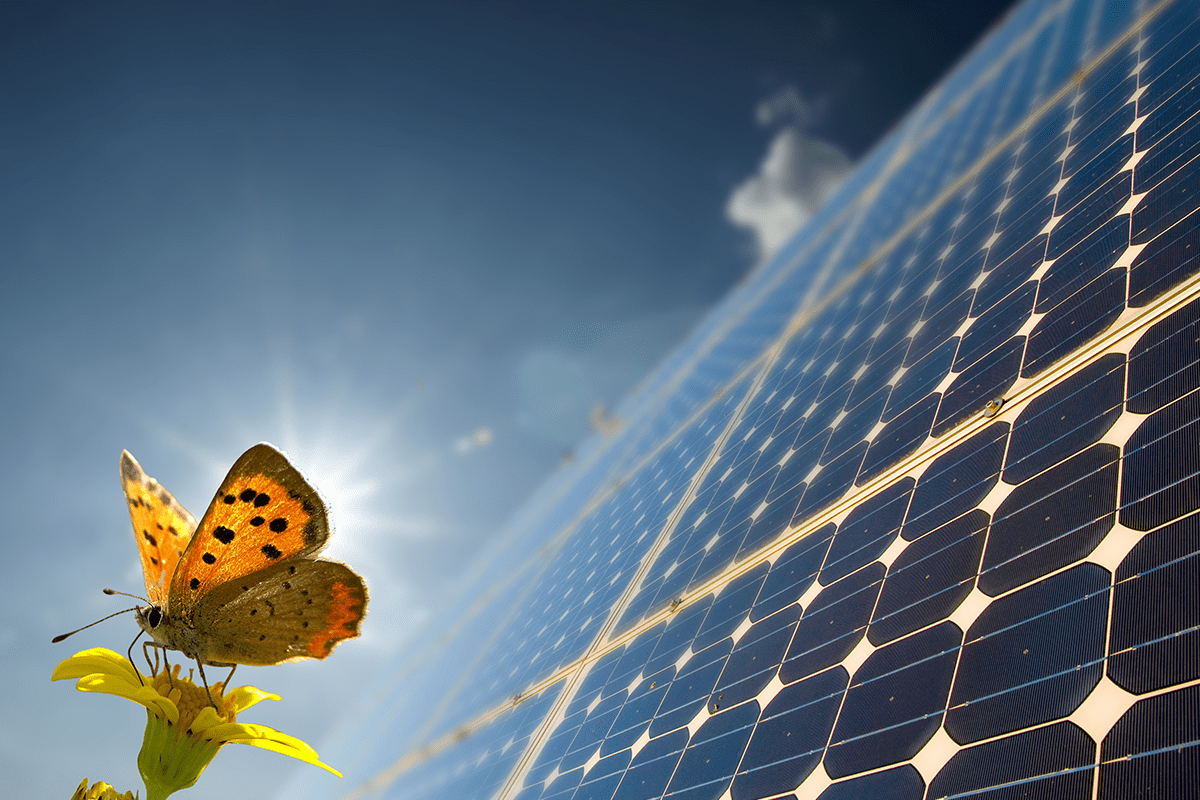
120, 450, 198, 606
169, 443, 332, 620
190, 559, 368, 665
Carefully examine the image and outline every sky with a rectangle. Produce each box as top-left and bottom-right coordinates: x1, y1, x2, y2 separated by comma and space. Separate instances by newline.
0, 1, 1016, 797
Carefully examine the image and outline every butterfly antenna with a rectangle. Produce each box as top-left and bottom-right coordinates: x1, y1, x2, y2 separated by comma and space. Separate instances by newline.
103, 587, 149, 603
52, 606, 140, 643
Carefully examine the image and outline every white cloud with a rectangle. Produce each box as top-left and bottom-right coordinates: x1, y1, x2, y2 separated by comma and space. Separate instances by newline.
754, 85, 827, 129
728, 86, 853, 264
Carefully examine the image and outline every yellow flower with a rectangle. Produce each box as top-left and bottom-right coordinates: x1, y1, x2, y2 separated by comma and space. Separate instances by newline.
54, 649, 341, 800
70, 777, 137, 800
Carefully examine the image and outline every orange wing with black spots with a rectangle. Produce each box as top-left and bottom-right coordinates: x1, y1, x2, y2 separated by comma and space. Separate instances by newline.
169, 443, 331, 619
120, 450, 197, 606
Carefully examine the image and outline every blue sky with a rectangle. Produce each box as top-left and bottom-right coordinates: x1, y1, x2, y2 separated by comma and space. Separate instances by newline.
1, 1, 1014, 796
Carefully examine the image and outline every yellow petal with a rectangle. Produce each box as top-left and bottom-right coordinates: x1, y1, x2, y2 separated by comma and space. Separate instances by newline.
207, 722, 342, 777
52, 649, 144, 685
54, 649, 179, 724
225, 685, 281, 713
73, 672, 179, 725
188, 705, 226, 736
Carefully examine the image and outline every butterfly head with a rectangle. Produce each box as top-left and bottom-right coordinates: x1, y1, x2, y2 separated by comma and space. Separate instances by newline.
135, 604, 164, 635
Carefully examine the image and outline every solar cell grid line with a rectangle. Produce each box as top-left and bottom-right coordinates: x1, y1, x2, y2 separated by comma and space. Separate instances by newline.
320, 1, 1200, 798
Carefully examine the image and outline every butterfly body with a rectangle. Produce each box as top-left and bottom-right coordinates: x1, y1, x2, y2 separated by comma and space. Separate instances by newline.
120, 444, 367, 669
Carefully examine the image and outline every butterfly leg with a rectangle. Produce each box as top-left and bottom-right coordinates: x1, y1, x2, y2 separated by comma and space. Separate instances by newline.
140, 641, 162, 678
160, 647, 175, 690
223, 664, 237, 692
126, 629, 148, 687
195, 661, 219, 708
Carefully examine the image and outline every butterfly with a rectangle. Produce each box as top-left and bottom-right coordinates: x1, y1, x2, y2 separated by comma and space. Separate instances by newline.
117, 443, 368, 690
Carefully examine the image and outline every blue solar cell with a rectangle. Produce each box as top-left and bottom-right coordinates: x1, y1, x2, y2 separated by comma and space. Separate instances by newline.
644, 598, 713, 677
1036, 212, 1126, 314
794, 441, 868, 526
711, 603, 801, 710
731, 666, 849, 800
886, 339, 956, 423
820, 478, 913, 585
647, 639, 732, 738
751, 523, 834, 622
693, 563, 770, 652
905, 292, 971, 371
1108, 510, 1200, 694
1135, 78, 1200, 191
781, 563, 885, 683
662, 702, 759, 800
1120, 387, 1200, 531
985, 197, 1054, 285
848, 339, 907, 411
560, 690, 626, 773
599, 668, 672, 758
1100, 683, 1200, 799
981, 443, 1119, 595
541, 769, 582, 800
1062, 48, 1137, 172
869, 509, 988, 646
903, 422, 1007, 541
1128, 204, 1200, 308
938, 243, 986, 302
947, 564, 1109, 744
928, 722, 1095, 799
825, 622, 961, 778
826, 387, 889, 464
1049, 164, 1132, 266
1006, 102, 1071, 215
611, 729, 688, 800
857, 393, 939, 485
1005, 353, 1125, 484
1127, 296, 1200, 413
573, 751, 630, 800
608, 619, 666, 687
1026, 266, 1126, 376
1139, 3, 1200, 119
956, 279, 1037, 371
735, 468, 806, 562
817, 765, 924, 800
933, 334, 1024, 436
961, 152, 1016, 245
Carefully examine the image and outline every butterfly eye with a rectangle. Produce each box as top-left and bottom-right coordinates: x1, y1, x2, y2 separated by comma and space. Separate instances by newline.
147, 607, 163, 628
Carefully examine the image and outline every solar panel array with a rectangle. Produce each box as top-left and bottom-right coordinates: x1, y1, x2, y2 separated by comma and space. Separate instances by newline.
302, 0, 1200, 797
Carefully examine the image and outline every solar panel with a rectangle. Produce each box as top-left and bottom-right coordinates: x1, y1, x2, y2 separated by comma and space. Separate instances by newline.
301, 0, 1200, 797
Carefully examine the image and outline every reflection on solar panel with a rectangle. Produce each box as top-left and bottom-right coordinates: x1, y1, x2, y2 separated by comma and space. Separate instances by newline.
304, 1, 1200, 797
